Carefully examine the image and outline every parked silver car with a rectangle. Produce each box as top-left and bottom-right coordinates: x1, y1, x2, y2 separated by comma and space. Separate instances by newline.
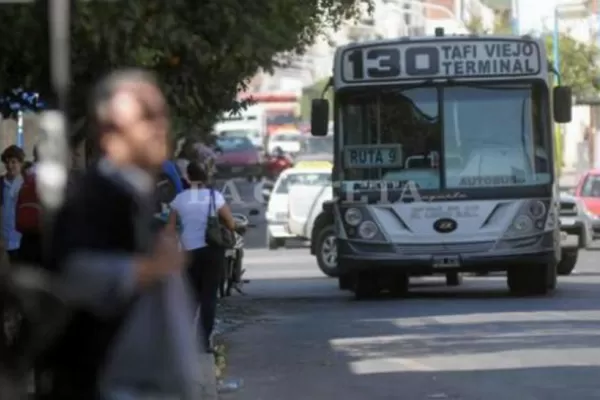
558, 191, 592, 275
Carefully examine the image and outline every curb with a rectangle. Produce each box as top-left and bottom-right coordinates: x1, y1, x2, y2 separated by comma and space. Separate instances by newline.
198, 353, 218, 400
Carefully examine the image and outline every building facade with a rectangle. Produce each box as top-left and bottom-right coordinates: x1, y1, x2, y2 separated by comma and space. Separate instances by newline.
286, 0, 495, 84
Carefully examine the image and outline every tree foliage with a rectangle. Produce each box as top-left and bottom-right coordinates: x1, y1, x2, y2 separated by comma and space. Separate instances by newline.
0, 0, 371, 139
544, 34, 600, 96
465, 10, 511, 35
466, 10, 600, 97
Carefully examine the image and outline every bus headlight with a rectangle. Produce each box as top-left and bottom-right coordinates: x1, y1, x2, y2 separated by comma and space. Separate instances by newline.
344, 208, 363, 226
528, 200, 546, 218
358, 221, 378, 239
511, 215, 533, 233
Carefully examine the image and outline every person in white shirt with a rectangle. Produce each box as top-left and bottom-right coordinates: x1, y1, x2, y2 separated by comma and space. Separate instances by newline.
167, 160, 236, 352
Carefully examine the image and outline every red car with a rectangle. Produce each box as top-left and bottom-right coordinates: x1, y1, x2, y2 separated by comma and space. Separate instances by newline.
214, 136, 263, 182
575, 169, 600, 238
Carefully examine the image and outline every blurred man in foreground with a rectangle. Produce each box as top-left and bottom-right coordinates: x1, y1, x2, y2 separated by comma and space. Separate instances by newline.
46, 69, 199, 399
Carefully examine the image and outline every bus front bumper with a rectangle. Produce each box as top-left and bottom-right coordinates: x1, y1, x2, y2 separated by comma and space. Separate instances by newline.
337, 234, 558, 275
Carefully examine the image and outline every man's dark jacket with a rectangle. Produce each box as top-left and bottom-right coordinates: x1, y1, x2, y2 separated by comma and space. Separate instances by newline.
46, 162, 154, 399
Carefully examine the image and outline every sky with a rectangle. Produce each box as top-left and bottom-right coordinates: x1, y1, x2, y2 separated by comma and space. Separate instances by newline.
516, 0, 560, 34
513, 0, 598, 37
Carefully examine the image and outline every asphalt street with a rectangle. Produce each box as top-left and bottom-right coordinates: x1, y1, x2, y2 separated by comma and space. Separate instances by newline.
221, 179, 600, 399
222, 246, 600, 400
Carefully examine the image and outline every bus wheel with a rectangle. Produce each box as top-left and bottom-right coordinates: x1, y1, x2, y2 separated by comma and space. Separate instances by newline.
507, 263, 556, 296
338, 274, 352, 290
389, 273, 409, 297
446, 272, 462, 287
557, 250, 577, 276
354, 272, 380, 300
315, 225, 338, 277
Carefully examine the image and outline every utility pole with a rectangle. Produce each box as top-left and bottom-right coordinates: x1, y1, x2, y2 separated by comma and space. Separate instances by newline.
511, 0, 520, 34
593, 0, 600, 169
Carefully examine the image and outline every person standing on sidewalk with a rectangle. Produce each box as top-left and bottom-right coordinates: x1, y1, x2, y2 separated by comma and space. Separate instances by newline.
167, 160, 236, 353
0, 145, 25, 263
45, 69, 193, 399
15, 145, 43, 267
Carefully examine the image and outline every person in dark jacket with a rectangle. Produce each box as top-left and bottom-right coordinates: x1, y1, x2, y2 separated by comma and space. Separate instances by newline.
46, 69, 185, 399
18, 145, 42, 267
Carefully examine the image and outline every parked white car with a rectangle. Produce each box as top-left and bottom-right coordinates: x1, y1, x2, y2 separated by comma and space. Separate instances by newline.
287, 173, 334, 278
267, 131, 303, 155
263, 166, 331, 249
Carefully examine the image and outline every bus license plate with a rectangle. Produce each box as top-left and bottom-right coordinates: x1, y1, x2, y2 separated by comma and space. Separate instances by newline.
432, 255, 460, 268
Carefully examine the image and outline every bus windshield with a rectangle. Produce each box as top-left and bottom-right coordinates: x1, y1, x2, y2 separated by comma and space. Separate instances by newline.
340, 82, 550, 190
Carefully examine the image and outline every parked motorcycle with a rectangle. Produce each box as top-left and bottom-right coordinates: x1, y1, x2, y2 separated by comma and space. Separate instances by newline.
220, 210, 259, 297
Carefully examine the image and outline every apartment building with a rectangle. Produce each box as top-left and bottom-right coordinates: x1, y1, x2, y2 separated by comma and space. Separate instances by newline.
256, 0, 495, 94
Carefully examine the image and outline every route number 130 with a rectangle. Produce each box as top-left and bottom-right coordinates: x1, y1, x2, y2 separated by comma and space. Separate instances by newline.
346, 47, 439, 80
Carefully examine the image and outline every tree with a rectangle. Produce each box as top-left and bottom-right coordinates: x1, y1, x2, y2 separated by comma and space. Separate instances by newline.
464, 9, 511, 35
466, 9, 600, 97
545, 34, 600, 96
0, 0, 371, 141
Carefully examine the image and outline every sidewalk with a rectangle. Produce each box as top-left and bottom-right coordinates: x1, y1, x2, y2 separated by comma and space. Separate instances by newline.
198, 353, 218, 400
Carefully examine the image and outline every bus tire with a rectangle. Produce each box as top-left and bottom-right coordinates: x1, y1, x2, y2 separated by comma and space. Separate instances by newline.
338, 274, 352, 290
507, 263, 556, 296
315, 225, 338, 277
446, 272, 462, 287
389, 273, 409, 297
557, 250, 577, 276
354, 272, 379, 300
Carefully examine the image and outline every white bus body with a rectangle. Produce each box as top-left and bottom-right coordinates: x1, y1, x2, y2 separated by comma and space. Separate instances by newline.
309, 31, 573, 297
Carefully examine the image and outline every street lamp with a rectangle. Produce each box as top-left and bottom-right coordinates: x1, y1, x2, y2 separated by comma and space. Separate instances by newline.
511, 0, 520, 34
553, 1, 590, 85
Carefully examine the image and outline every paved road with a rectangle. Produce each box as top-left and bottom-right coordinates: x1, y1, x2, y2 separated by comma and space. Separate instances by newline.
222, 248, 600, 400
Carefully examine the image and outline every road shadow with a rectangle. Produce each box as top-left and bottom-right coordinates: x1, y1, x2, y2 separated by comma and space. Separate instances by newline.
230, 277, 600, 319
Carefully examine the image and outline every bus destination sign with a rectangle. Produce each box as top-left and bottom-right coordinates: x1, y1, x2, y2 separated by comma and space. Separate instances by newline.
341, 39, 541, 83
344, 145, 403, 168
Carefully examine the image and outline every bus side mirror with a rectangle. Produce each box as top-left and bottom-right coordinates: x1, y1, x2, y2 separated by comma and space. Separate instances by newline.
311, 99, 329, 137
553, 86, 572, 123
